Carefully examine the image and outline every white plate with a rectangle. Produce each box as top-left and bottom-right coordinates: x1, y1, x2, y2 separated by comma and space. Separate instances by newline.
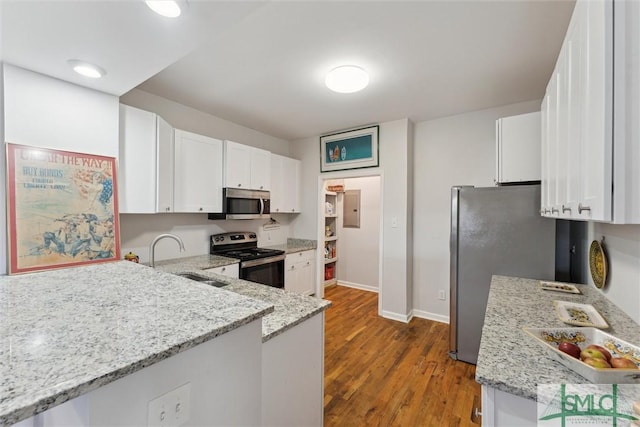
523, 327, 640, 384
554, 300, 609, 329
540, 281, 582, 294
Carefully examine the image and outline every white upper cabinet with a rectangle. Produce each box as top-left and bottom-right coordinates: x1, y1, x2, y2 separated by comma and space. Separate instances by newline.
174, 130, 223, 213
118, 104, 174, 214
270, 153, 301, 213
495, 111, 541, 184
541, 0, 640, 223
224, 140, 271, 190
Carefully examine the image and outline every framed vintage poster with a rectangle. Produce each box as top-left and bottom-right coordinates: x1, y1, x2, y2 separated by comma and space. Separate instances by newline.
320, 125, 379, 173
6, 143, 121, 274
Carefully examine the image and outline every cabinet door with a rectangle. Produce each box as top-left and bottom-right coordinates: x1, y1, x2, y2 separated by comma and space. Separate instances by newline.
578, 0, 613, 221
270, 154, 285, 213
496, 112, 541, 183
284, 254, 301, 293
224, 140, 251, 189
204, 263, 239, 278
250, 147, 271, 191
285, 251, 315, 295
156, 116, 174, 213
283, 157, 301, 212
174, 130, 223, 213
118, 105, 158, 214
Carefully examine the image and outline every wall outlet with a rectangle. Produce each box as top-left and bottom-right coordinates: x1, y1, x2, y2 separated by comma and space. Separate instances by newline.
148, 382, 191, 427
438, 290, 446, 301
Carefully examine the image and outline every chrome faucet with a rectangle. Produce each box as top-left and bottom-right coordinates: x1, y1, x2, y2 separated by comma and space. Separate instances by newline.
149, 233, 185, 267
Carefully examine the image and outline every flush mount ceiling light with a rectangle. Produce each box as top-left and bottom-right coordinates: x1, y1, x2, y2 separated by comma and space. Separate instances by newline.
145, 0, 186, 18
325, 65, 369, 93
67, 60, 106, 79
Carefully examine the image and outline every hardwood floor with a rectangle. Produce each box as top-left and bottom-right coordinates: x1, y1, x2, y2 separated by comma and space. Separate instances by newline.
324, 285, 481, 427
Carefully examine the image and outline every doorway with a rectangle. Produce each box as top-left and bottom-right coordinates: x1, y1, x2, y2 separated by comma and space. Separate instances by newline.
316, 174, 382, 312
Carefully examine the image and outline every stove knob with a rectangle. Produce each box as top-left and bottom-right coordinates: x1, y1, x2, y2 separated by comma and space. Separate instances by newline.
249, 233, 257, 239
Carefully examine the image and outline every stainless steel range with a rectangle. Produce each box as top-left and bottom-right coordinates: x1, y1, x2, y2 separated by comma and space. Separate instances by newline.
210, 232, 285, 288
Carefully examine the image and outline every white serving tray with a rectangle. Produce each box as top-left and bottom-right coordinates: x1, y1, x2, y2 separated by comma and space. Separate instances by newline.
540, 280, 581, 294
523, 327, 640, 384
553, 300, 609, 329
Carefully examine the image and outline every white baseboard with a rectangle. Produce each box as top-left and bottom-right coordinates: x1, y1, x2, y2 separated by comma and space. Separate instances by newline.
412, 309, 449, 324
337, 280, 378, 293
380, 310, 412, 323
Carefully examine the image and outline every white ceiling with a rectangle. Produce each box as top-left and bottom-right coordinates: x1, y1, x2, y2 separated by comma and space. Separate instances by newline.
1, 0, 575, 141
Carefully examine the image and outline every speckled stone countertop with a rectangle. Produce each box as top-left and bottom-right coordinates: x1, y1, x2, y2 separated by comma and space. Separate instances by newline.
152, 254, 239, 273
476, 275, 640, 401
0, 261, 273, 426
261, 238, 317, 254
154, 256, 331, 343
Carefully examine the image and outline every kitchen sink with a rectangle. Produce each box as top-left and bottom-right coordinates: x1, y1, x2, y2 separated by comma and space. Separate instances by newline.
176, 273, 229, 288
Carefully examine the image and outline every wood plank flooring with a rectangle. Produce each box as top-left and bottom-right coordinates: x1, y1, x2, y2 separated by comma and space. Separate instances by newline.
324, 285, 481, 427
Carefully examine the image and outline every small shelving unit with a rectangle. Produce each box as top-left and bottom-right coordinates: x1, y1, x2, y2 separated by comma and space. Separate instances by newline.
323, 191, 338, 287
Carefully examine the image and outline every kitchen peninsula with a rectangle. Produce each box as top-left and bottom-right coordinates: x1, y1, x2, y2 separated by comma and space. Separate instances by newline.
476, 275, 640, 426
1, 260, 329, 426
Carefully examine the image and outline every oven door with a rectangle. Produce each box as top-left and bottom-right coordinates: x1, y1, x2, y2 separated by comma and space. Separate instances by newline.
240, 255, 285, 288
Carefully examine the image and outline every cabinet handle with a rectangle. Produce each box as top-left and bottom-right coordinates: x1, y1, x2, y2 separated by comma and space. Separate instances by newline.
562, 205, 571, 213
260, 185, 263, 189
276, 208, 280, 212
166, 207, 170, 212
306, 261, 310, 265
291, 209, 295, 212
551, 207, 559, 214
578, 203, 591, 214
238, 184, 242, 187
199, 207, 203, 211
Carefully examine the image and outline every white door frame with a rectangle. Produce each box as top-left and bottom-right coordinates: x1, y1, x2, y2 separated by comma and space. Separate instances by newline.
316, 170, 384, 317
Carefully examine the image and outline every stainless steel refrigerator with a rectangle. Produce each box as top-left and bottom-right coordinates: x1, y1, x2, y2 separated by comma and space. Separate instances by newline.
449, 184, 556, 364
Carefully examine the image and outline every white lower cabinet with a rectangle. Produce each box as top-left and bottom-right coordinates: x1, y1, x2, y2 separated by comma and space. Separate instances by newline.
481, 385, 537, 427
284, 250, 316, 295
203, 263, 239, 278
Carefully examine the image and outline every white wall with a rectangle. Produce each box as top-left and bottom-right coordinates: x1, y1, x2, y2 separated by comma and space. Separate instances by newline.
291, 118, 413, 321
120, 89, 290, 156
412, 100, 541, 322
117, 89, 293, 261
588, 223, 640, 323
0, 62, 6, 275
1, 64, 119, 274
336, 176, 380, 291
4, 64, 118, 157
121, 214, 293, 264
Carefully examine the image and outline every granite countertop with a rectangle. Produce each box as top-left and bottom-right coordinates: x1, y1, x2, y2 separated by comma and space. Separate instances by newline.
0, 261, 273, 426
152, 254, 239, 273
476, 275, 640, 401
154, 250, 331, 343
261, 237, 317, 254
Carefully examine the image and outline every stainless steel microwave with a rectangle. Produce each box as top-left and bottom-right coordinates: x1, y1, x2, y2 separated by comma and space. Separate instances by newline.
208, 188, 270, 220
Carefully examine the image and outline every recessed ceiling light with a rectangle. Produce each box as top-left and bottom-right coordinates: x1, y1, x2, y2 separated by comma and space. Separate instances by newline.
325, 65, 369, 93
145, 0, 186, 18
67, 60, 106, 79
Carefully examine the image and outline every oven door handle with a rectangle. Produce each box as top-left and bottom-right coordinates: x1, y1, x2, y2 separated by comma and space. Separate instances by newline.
259, 198, 265, 215
241, 254, 285, 268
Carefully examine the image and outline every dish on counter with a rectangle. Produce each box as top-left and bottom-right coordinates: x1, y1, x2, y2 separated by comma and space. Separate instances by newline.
523, 327, 640, 384
589, 239, 608, 289
553, 300, 609, 329
540, 281, 581, 294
